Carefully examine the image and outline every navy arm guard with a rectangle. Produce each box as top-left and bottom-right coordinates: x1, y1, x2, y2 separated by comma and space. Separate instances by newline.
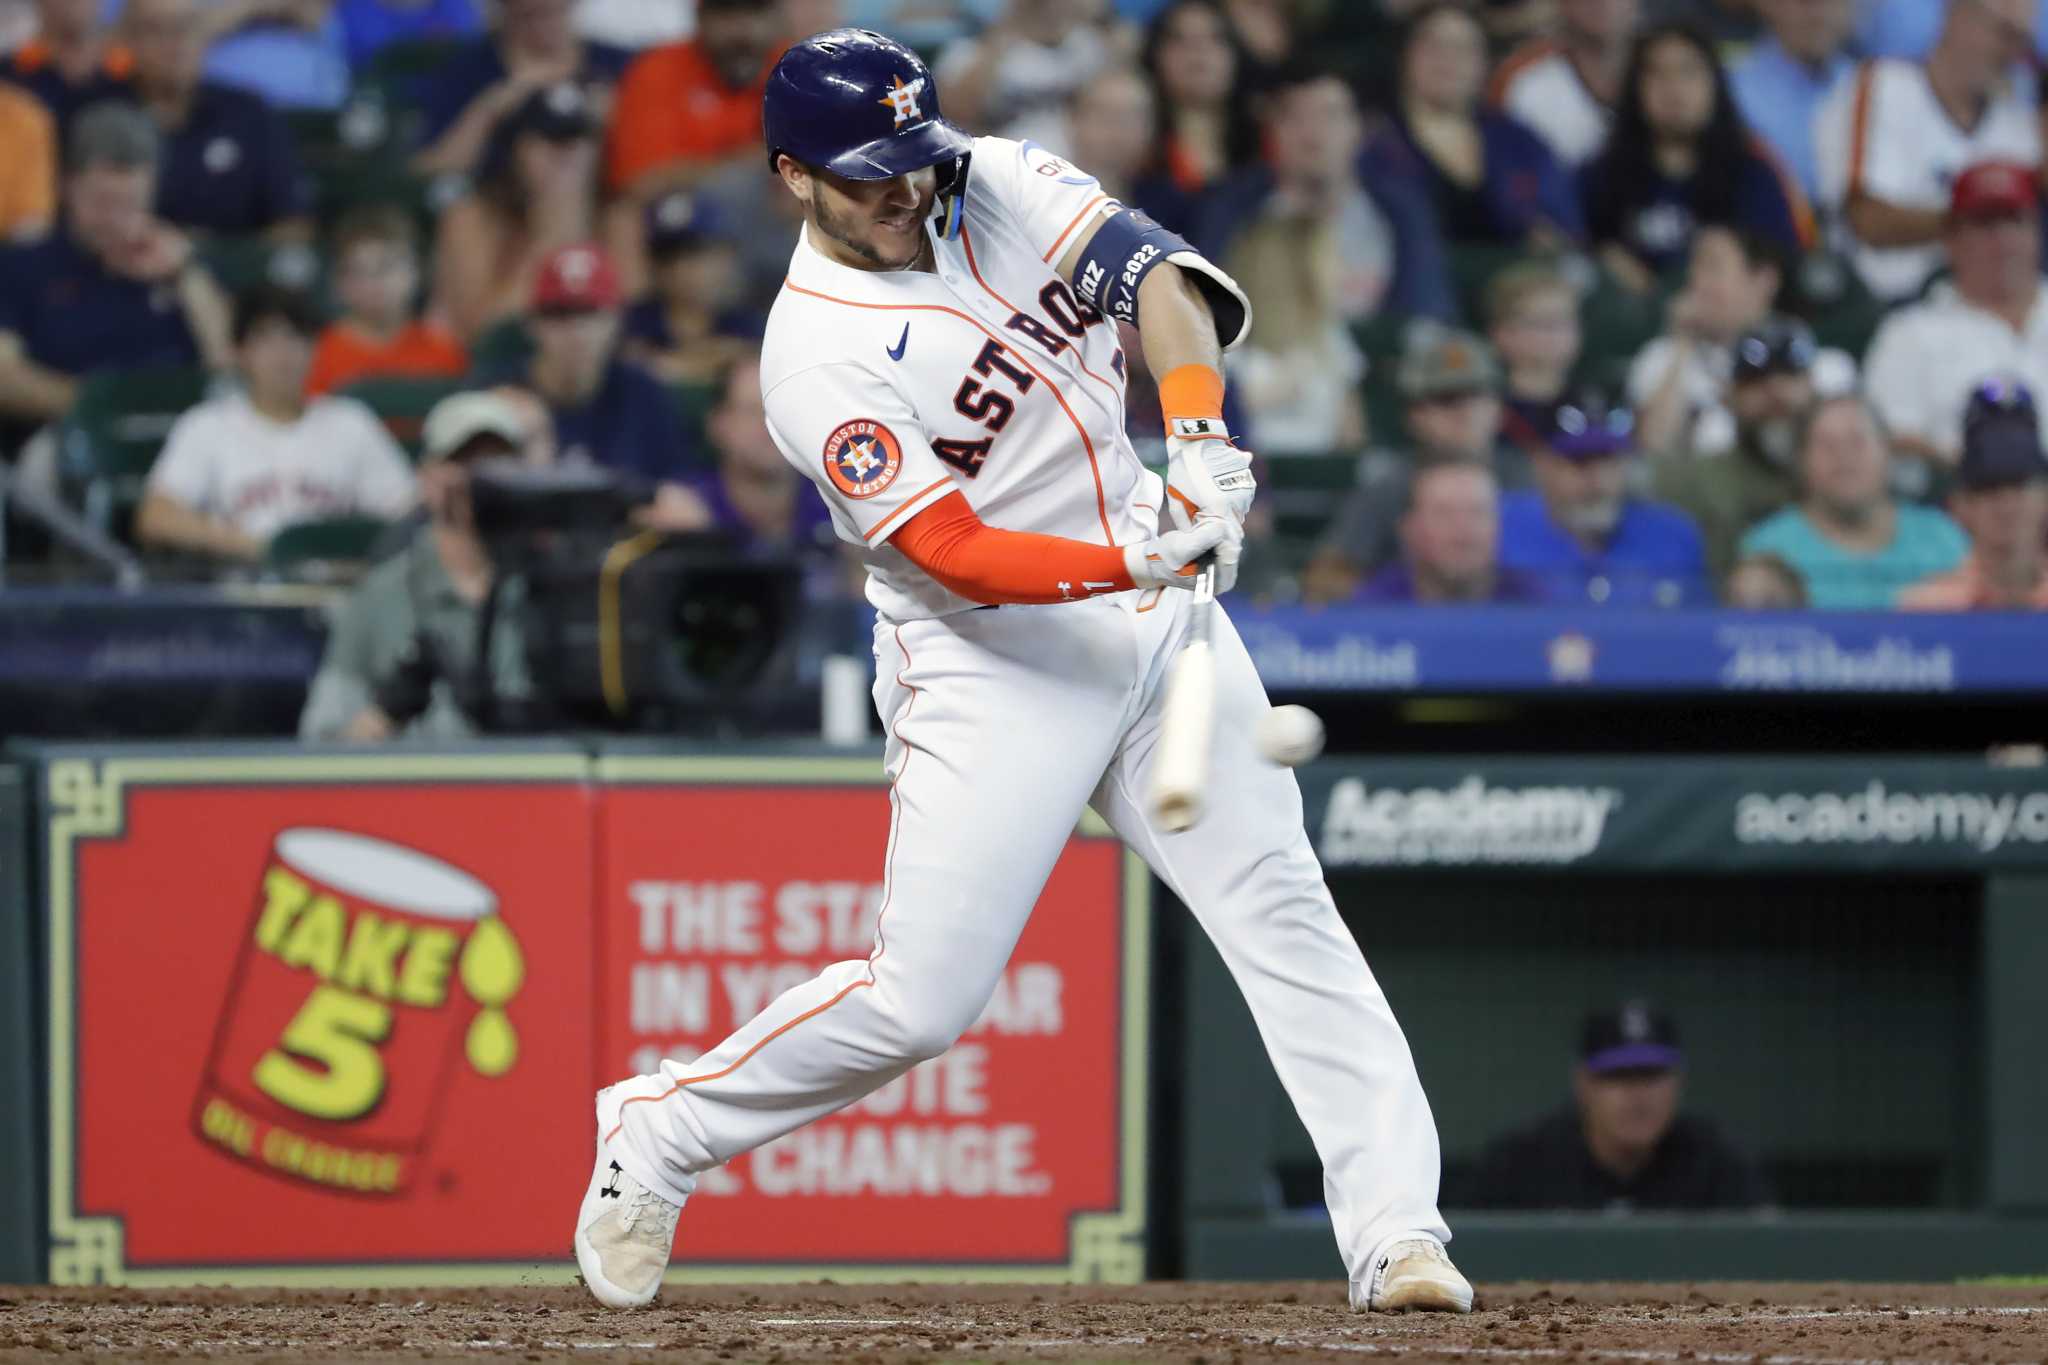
1069, 207, 1253, 352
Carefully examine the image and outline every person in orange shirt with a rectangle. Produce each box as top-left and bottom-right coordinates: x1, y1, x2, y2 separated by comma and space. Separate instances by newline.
603, 0, 784, 199
1899, 378, 2048, 611
0, 84, 55, 241
305, 203, 468, 397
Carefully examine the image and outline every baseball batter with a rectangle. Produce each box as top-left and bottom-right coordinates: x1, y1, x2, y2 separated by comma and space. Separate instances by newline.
574, 29, 1470, 1315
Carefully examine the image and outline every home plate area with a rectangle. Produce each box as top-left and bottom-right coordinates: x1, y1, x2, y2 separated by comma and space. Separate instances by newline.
3, 1281, 2045, 1362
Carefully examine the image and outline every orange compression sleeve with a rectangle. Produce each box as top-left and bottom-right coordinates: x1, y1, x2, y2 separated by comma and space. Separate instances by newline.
1157, 362, 1225, 430
891, 492, 1135, 605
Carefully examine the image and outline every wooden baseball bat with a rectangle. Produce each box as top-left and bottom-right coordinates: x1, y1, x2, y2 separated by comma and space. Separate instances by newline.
1149, 563, 1217, 833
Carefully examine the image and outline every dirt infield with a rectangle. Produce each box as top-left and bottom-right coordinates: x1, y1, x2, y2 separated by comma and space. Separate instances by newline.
3, 1281, 2045, 1363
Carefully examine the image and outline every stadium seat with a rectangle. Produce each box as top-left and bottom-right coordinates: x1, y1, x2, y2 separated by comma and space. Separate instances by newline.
200, 236, 326, 301
1265, 450, 1357, 567
667, 379, 721, 463
265, 514, 392, 572
338, 375, 468, 460
55, 367, 215, 542
469, 319, 536, 373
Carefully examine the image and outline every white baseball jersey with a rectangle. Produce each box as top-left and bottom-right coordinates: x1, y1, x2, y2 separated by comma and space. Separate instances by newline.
760, 135, 1164, 621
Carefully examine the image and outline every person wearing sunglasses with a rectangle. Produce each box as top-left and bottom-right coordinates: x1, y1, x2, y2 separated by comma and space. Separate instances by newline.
1498, 391, 1713, 606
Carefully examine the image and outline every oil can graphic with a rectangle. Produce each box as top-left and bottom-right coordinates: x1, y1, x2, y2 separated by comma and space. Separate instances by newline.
192, 828, 525, 1195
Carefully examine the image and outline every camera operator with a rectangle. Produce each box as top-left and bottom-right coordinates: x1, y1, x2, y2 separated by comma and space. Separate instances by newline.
299, 390, 539, 742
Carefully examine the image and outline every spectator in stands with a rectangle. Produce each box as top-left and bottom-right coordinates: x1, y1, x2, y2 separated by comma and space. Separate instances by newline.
433, 79, 600, 344
1652, 316, 1821, 584
306, 202, 468, 397
1485, 261, 1583, 458
1627, 225, 1852, 457
300, 388, 533, 741
1377, 2, 1581, 250
124, 0, 312, 239
844, 0, 1005, 56
1900, 378, 2048, 610
411, 0, 631, 178
1855, 0, 2048, 62
603, 0, 782, 202
1500, 392, 1712, 605
1583, 24, 1811, 291
1059, 64, 1155, 206
1489, 0, 1640, 169
0, 81, 54, 240
137, 286, 416, 562
1199, 63, 1456, 331
1133, 0, 1259, 234
0, 104, 231, 443
334, 0, 484, 70
1739, 394, 1968, 608
1222, 0, 1290, 80
1355, 458, 1546, 604
575, 0, 692, 51
1725, 549, 1807, 607
1814, 0, 2040, 303
2, 0, 136, 135
1462, 1001, 1769, 1211
1863, 162, 2048, 470
113, 0, 354, 111
501, 242, 703, 497
1301, 328, 1526, 601
940, 0, 1123, 149
1728, 0, 1855, 204
620, 189, 762, 387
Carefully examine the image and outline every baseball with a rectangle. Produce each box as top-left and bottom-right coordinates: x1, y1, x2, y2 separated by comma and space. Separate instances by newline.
1255, 705, 1325, 767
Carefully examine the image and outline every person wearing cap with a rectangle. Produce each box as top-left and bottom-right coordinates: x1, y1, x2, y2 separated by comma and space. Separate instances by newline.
306, 202, 470, 397
604, 0, 784, 200
500, 241, 703, 499
1353, 457, 1546, 605
122, 0, 313, 240
0, 101, 231, 445
1626, 225, 1854, 459
1863, 161, 2048, 469
433, 79, 602, 344
1460, 1002, 1769, 1211
1814, 0, 2040, 303
136, 285, 416, 563
618, 189, 764, 386
410, 0, 631, 180
1738, 393, 1968, 609
1300, 327, 1531, 603
1650, 315, 1822, 586
300, 388, 541, 742
1900, 379, 2048, 609
1498, 393, 1713, 606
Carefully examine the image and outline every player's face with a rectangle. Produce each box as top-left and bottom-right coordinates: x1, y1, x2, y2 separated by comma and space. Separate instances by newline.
802, 164, 938, 272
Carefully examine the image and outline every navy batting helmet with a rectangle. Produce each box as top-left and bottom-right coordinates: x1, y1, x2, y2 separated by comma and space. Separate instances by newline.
763, 29, 973, 182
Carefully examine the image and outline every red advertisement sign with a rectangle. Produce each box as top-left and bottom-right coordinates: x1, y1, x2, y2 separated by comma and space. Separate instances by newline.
597, 778, 1142, 1271
50, 761, 597, 1277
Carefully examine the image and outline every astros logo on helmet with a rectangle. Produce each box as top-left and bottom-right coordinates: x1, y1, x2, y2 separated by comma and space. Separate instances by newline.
823, 419, 904, 499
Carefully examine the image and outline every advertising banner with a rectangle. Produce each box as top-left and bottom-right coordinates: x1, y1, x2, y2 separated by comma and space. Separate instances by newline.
42, 751, 598, 1285
42, 748, 1148, 1286
595, 755, 1148, 1281
1300, 758, 2048, 872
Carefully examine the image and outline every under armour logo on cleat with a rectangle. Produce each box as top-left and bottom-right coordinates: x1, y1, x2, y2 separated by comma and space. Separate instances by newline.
600, 1162, 624, 1198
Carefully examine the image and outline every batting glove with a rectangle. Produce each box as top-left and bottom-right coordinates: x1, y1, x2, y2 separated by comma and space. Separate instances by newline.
1165, 418, 1256, 529
1125, 514, 1242, 594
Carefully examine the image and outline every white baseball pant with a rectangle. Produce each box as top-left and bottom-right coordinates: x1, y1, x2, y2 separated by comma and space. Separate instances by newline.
607, 587, 1450, 1284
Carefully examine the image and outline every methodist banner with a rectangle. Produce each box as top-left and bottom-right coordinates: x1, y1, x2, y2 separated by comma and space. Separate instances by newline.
40, 747, 1147, 1286
594, 754, 1149, 1281
1300, 757, 2048, 872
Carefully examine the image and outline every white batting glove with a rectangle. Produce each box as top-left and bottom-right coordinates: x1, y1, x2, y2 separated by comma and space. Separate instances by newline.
1165, 418, 1256, 529
1125, 514, 1242, 594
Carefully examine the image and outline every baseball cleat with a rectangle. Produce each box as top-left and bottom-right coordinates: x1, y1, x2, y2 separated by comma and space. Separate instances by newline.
573, 1087, 684, 1309
1354, 1237, 1474, 1313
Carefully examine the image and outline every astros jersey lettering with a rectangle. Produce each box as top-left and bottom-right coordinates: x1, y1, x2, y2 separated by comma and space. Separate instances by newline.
761, 135, 1159, 619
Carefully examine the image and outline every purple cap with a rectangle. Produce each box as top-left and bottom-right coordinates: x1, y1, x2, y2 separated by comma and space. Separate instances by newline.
1580, 1001, 1682, 1074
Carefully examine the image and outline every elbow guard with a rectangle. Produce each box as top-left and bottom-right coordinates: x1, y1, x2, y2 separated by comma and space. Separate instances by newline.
1070, 207, 1253, 352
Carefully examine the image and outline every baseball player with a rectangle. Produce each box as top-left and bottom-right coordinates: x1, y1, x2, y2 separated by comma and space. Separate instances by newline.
574, 29, 1470, 1315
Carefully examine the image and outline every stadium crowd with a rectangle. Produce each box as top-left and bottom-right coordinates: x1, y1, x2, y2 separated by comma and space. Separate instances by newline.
1, 0, 2047, 616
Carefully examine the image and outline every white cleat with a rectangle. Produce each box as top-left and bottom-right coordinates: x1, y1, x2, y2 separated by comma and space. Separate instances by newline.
573, 1088, 683, 1309
1353, 1237, 1475, 1313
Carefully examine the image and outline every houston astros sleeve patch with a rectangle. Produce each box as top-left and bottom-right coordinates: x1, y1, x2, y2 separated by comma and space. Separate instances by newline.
824, 419, 905, 499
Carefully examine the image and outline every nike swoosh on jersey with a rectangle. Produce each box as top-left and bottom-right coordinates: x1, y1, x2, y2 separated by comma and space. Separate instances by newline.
887, 323, 910, 362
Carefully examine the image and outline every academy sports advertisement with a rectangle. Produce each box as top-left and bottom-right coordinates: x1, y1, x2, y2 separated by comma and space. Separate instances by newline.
40, 753, 1147, 1285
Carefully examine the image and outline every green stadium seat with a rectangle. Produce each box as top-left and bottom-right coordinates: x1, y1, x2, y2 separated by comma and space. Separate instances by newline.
55, 367, 214, 541
266, 514, 392, 572
1265, 450, 1357, 561
667, 379, 721, 467
338, 375, 468, 460
469, 319, 535, 373
200, 236, 325, 300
